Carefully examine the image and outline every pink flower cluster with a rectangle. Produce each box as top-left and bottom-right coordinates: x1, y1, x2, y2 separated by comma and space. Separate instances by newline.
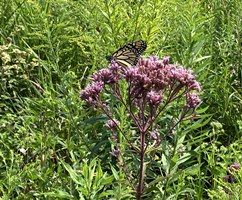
80, 81, 104, 105
223, 163, 241, 184
80, 56, 201, 109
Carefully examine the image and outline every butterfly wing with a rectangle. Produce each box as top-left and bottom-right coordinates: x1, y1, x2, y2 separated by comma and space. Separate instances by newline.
109, 46, 139, 67
107, 40, 147, 67
126, 40, 147, 54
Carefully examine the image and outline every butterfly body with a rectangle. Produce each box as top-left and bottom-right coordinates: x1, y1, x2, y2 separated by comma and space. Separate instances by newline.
106, 40, 147, 68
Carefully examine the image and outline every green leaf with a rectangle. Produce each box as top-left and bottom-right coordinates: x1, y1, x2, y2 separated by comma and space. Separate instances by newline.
60, 160, 83, 185
110, 165, 119, 180
42, 190, 72, 199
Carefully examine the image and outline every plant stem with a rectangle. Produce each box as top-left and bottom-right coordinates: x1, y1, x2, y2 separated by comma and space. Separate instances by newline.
137, 130, 145, 199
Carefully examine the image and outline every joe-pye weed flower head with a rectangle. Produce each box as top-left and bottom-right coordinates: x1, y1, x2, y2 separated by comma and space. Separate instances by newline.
81, 56, 201, 121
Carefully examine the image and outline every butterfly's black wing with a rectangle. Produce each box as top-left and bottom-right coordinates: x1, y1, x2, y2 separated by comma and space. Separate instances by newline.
107, 40, 147, 68
126, 40, 147, 54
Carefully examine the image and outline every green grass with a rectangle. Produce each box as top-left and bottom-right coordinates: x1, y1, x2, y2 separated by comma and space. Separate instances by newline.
0, 0, 242, 199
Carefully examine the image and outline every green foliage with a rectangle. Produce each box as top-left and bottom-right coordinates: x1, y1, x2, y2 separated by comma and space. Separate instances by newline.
0, 43, 39, 114
205, 139, 242, 199
0, 0, 241, 199
199, 0, 242, 141
58, 158, 117, 199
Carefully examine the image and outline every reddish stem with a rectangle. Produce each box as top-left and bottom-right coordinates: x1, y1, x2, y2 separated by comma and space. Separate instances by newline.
137, 130, 145, 199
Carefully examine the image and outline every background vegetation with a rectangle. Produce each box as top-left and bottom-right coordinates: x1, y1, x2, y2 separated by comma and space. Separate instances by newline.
0, 0, 241, 199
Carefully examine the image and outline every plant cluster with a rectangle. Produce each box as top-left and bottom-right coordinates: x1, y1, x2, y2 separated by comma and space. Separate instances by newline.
80, 56, 201, 198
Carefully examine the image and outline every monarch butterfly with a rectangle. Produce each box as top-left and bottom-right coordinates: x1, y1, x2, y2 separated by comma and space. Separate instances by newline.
106, 40, 147, 68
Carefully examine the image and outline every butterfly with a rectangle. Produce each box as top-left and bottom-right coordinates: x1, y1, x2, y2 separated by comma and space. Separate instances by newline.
106, 40, 147, 68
